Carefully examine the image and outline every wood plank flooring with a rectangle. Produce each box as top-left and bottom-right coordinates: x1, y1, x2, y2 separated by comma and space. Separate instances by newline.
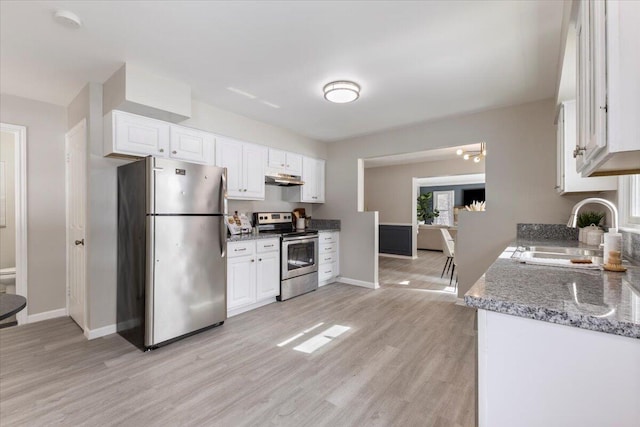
0, 250, 476, 426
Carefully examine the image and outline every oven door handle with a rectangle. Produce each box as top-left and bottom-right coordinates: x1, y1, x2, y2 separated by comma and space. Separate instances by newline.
282, 235, 319, 242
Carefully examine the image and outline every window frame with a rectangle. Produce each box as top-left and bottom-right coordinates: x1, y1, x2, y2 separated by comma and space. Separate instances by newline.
619, 174, 640, 231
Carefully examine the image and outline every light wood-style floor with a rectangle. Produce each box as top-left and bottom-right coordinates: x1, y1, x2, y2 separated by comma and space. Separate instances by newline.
0, 250, 476, 426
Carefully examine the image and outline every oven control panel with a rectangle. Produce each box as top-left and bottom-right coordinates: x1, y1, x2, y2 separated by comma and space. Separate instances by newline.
254, 212, 293, 225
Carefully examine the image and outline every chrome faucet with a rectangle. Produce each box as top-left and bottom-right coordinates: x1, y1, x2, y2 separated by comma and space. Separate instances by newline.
567, 198, 618, 233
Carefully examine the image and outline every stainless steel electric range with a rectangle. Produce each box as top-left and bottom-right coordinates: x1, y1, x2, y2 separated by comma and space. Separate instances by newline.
253, 212, 319, 301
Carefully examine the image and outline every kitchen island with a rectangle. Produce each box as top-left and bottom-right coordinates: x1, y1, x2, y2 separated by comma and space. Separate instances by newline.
465, 239, 640, 427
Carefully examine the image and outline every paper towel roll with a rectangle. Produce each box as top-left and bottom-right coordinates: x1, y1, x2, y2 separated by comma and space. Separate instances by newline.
603, 232, 622, 265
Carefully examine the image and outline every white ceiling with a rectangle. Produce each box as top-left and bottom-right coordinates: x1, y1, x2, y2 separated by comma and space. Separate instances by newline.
0, 1, 563, 142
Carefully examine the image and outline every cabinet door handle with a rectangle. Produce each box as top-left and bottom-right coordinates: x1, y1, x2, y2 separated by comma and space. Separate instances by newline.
159, 148, 164, 153
75, 239, 85, 246
324, 258, 331, 261
172, 150, 177, 154
258, 258, 262, 261
234, 248, 247, 252
264, 244, 274, 248
251, 259, 255, 263
281, 163, 285, 167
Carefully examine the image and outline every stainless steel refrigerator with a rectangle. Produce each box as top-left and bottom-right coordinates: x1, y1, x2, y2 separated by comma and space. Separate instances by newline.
117, 157, 227, 350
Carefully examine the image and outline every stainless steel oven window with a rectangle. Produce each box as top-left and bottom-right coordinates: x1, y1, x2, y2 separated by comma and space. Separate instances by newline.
281, 237, 318, 280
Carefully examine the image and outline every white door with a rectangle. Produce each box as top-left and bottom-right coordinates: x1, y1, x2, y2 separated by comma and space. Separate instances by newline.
65, 119, 87, 330
315, 158, 325, 203
227, 255, 256, 309
169, 125, 214, 165
113, 111, 169, 157
285, 152, 303, 176
215, 136, 244, 198
301, 156, 316, 202
256, 251, 280, 300
243, 143, 266, 200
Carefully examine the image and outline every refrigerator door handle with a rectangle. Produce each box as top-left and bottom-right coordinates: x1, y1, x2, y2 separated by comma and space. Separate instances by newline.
220, 169, 228, 258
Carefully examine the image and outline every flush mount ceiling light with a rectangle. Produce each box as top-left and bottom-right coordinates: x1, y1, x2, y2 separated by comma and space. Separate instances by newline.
323, 81, 360, 103
53, 10, 82, 29
456, 142, 487, 163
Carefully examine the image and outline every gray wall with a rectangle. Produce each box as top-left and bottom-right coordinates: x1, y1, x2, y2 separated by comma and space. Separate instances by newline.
315, 98, 592, 295
364, 158, 483, 224
0, 131, 16, 269
0, 94, 67, 315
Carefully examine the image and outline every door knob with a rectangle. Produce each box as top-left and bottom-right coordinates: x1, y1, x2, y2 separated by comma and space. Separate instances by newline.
75, 239, 85, 246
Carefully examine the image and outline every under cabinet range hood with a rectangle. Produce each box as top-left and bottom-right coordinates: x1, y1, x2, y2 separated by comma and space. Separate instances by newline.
265, 173, 304, 186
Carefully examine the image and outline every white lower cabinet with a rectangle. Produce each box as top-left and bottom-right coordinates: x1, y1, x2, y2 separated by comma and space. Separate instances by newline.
227, 238, 280, 316
318, 231, 339, 286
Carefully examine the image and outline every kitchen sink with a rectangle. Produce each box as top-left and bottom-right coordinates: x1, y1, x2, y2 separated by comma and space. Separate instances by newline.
524, 246, 602, 257
512, 246, 604, 268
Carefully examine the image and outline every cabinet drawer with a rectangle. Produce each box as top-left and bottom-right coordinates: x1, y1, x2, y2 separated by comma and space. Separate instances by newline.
319, 262, 337, 282
227, 241, 255, 258
319, 253, 336, 265
318, 232, 337, 244
257, 238, 280, 253
319, 243, 337, 255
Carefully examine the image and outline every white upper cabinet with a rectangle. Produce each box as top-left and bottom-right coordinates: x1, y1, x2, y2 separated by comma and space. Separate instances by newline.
301, 156, 325, 203
243, 143, 268, 200
267, 149, 303, 176
575, 0, 640, 176
107, 110, 170, 157
556, 100, 617, 194
104, 110, 214, 164
169, 125, 214, 164
215, 135, 266, 200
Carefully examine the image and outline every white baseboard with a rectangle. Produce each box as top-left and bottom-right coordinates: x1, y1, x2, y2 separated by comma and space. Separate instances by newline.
455, 297, 467, 307
27, 308, 67, 324
378, 253, 417, 260
84, 324, 117, 340
337, 276, 379, 289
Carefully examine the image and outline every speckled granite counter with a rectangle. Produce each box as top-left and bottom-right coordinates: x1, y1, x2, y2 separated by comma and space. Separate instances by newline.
227, 233, 281, 242
465, 240, 640, 339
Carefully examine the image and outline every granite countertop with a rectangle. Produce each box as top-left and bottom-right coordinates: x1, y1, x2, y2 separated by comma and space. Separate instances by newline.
227, 233, 281, 242
464, 239, 640, 339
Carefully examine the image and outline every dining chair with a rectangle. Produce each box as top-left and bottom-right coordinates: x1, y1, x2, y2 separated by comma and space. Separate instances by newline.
439, 228, 457, 289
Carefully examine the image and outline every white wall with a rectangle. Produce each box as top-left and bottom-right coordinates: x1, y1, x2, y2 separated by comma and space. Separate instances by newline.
315, 98, 592, 296
0, 131, 16, 269
365, 158, 484, 224
0, 94, 67, 315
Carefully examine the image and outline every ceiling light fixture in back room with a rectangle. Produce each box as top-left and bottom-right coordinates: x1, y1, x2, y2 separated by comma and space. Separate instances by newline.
323, 81, 360, 103
456, 142, 487, 163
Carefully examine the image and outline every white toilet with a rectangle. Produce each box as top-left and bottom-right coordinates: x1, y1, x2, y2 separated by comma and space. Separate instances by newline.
0, 267, 16, 287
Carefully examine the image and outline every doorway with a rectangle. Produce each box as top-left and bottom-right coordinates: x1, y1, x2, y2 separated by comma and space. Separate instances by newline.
0, 123, 27, 326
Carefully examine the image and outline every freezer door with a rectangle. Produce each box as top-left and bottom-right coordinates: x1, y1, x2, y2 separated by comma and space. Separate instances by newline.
147, 215, 226, 346
149, 157, 226, 215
